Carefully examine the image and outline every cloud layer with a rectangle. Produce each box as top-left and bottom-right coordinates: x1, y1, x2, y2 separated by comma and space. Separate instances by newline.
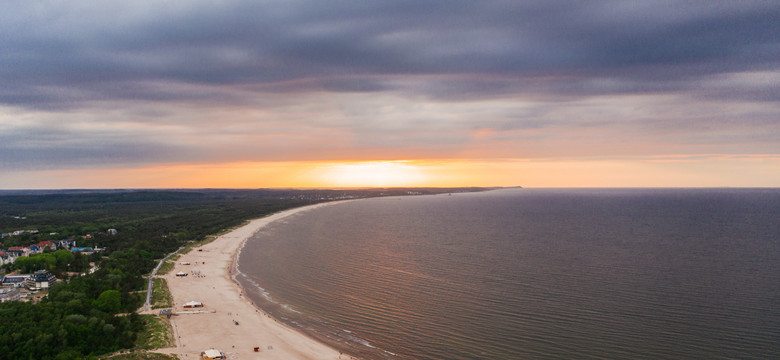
1, 0, 779, 182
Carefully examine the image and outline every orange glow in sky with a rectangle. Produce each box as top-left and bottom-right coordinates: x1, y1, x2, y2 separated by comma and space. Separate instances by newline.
2, 156, 779, 189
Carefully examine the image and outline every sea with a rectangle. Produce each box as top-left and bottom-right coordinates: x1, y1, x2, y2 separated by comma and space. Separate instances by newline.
236, 188, 780, 359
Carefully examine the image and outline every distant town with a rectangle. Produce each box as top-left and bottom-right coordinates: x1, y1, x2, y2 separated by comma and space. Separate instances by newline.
0, 227, 109, 303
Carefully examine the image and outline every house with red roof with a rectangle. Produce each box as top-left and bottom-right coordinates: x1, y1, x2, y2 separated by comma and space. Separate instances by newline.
6, 247, 28, 257
37, 241, 57, 251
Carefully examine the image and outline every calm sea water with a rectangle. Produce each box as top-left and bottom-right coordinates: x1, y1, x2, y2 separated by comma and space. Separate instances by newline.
236, 189, 780, 359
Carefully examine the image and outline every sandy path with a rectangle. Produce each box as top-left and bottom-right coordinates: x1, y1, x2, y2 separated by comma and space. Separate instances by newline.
154, 203, 347, 360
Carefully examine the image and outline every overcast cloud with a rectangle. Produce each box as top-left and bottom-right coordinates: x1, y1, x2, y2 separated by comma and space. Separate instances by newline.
1, 0, 778, 172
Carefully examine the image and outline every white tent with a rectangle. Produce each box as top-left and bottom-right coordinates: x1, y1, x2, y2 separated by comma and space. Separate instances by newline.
184, 301, 203, 308
201, 349, 225, 359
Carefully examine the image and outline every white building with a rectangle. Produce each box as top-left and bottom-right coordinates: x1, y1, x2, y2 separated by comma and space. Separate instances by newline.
26, 270, 56, 290
0, 288, 21, 302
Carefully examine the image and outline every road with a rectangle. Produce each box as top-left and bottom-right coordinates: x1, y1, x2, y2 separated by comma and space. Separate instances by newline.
140, 247, 182, 312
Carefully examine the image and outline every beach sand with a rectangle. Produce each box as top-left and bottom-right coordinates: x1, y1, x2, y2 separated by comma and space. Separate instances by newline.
153, 203, 347, 360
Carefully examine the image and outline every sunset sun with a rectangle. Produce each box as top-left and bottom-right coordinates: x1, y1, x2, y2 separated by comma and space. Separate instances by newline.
316, 161, 431, 187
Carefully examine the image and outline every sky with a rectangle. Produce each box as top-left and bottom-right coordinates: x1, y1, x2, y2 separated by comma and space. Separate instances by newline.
1, 0, 779, 188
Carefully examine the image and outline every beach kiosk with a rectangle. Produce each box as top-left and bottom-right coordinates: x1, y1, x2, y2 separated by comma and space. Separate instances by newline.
201, 349, 225, 359
183, 301, 203, 308
158, 309, 173, 319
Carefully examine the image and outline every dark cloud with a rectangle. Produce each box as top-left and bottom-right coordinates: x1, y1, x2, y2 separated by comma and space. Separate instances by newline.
0, 131, 187, 170
1, 1, 779, 174
1, 0, 778, 108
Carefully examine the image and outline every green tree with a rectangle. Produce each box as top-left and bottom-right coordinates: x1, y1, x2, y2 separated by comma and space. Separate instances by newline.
94, 290, 121, 313
53, 249, 75, 272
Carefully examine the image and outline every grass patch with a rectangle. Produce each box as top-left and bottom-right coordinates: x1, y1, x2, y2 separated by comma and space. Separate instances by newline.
135, 314, 175, 350
155, 259, 175, 276
103, 352, 178, 360
151, 278, 173, 310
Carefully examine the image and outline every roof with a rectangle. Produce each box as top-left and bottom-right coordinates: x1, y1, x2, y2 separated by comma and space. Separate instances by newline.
1, 276, 28, 283
202, 349, 224, 358
0, 287, 20, 295
32, 271, 56, 282
159, 309, 173, 315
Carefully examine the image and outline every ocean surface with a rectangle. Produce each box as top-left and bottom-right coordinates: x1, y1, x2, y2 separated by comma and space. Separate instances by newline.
236, 188, 780, 359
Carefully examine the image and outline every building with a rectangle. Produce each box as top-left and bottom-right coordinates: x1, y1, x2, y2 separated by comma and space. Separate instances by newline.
159, 309, 173, 319
71, 247, 94, 254
0, 288, 21, 302
107, 228, 118, 235
26, 270, 56, 290
201, 349, 225, 359
37, 241, 57, 251
1, 275, 30, 288
183, 301, 203, 308
6, 247, 27, 257
0, 251, 12, 266
57, 239, 76, 250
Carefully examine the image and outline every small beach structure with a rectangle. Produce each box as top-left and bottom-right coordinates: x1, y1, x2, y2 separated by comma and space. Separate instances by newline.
175, 271, 188, 277
201, 349, 225, 359
183, 301, 203, 308
158, 308, 173, 319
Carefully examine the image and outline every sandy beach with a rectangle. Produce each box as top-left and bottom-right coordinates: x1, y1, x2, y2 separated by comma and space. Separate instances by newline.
154, 203, 346, 360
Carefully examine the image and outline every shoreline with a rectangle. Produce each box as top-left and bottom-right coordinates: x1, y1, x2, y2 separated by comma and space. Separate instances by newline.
154, 202, 350, 360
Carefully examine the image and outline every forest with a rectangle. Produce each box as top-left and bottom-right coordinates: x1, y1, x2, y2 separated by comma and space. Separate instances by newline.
0, 188, 487, 359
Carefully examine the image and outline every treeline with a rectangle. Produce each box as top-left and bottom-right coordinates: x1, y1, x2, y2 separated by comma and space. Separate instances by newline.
0, 191, 310, 252
11, 250, 91, 276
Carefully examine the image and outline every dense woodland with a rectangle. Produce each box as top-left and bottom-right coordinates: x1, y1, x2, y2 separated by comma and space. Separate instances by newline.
0, 188, 487, 359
